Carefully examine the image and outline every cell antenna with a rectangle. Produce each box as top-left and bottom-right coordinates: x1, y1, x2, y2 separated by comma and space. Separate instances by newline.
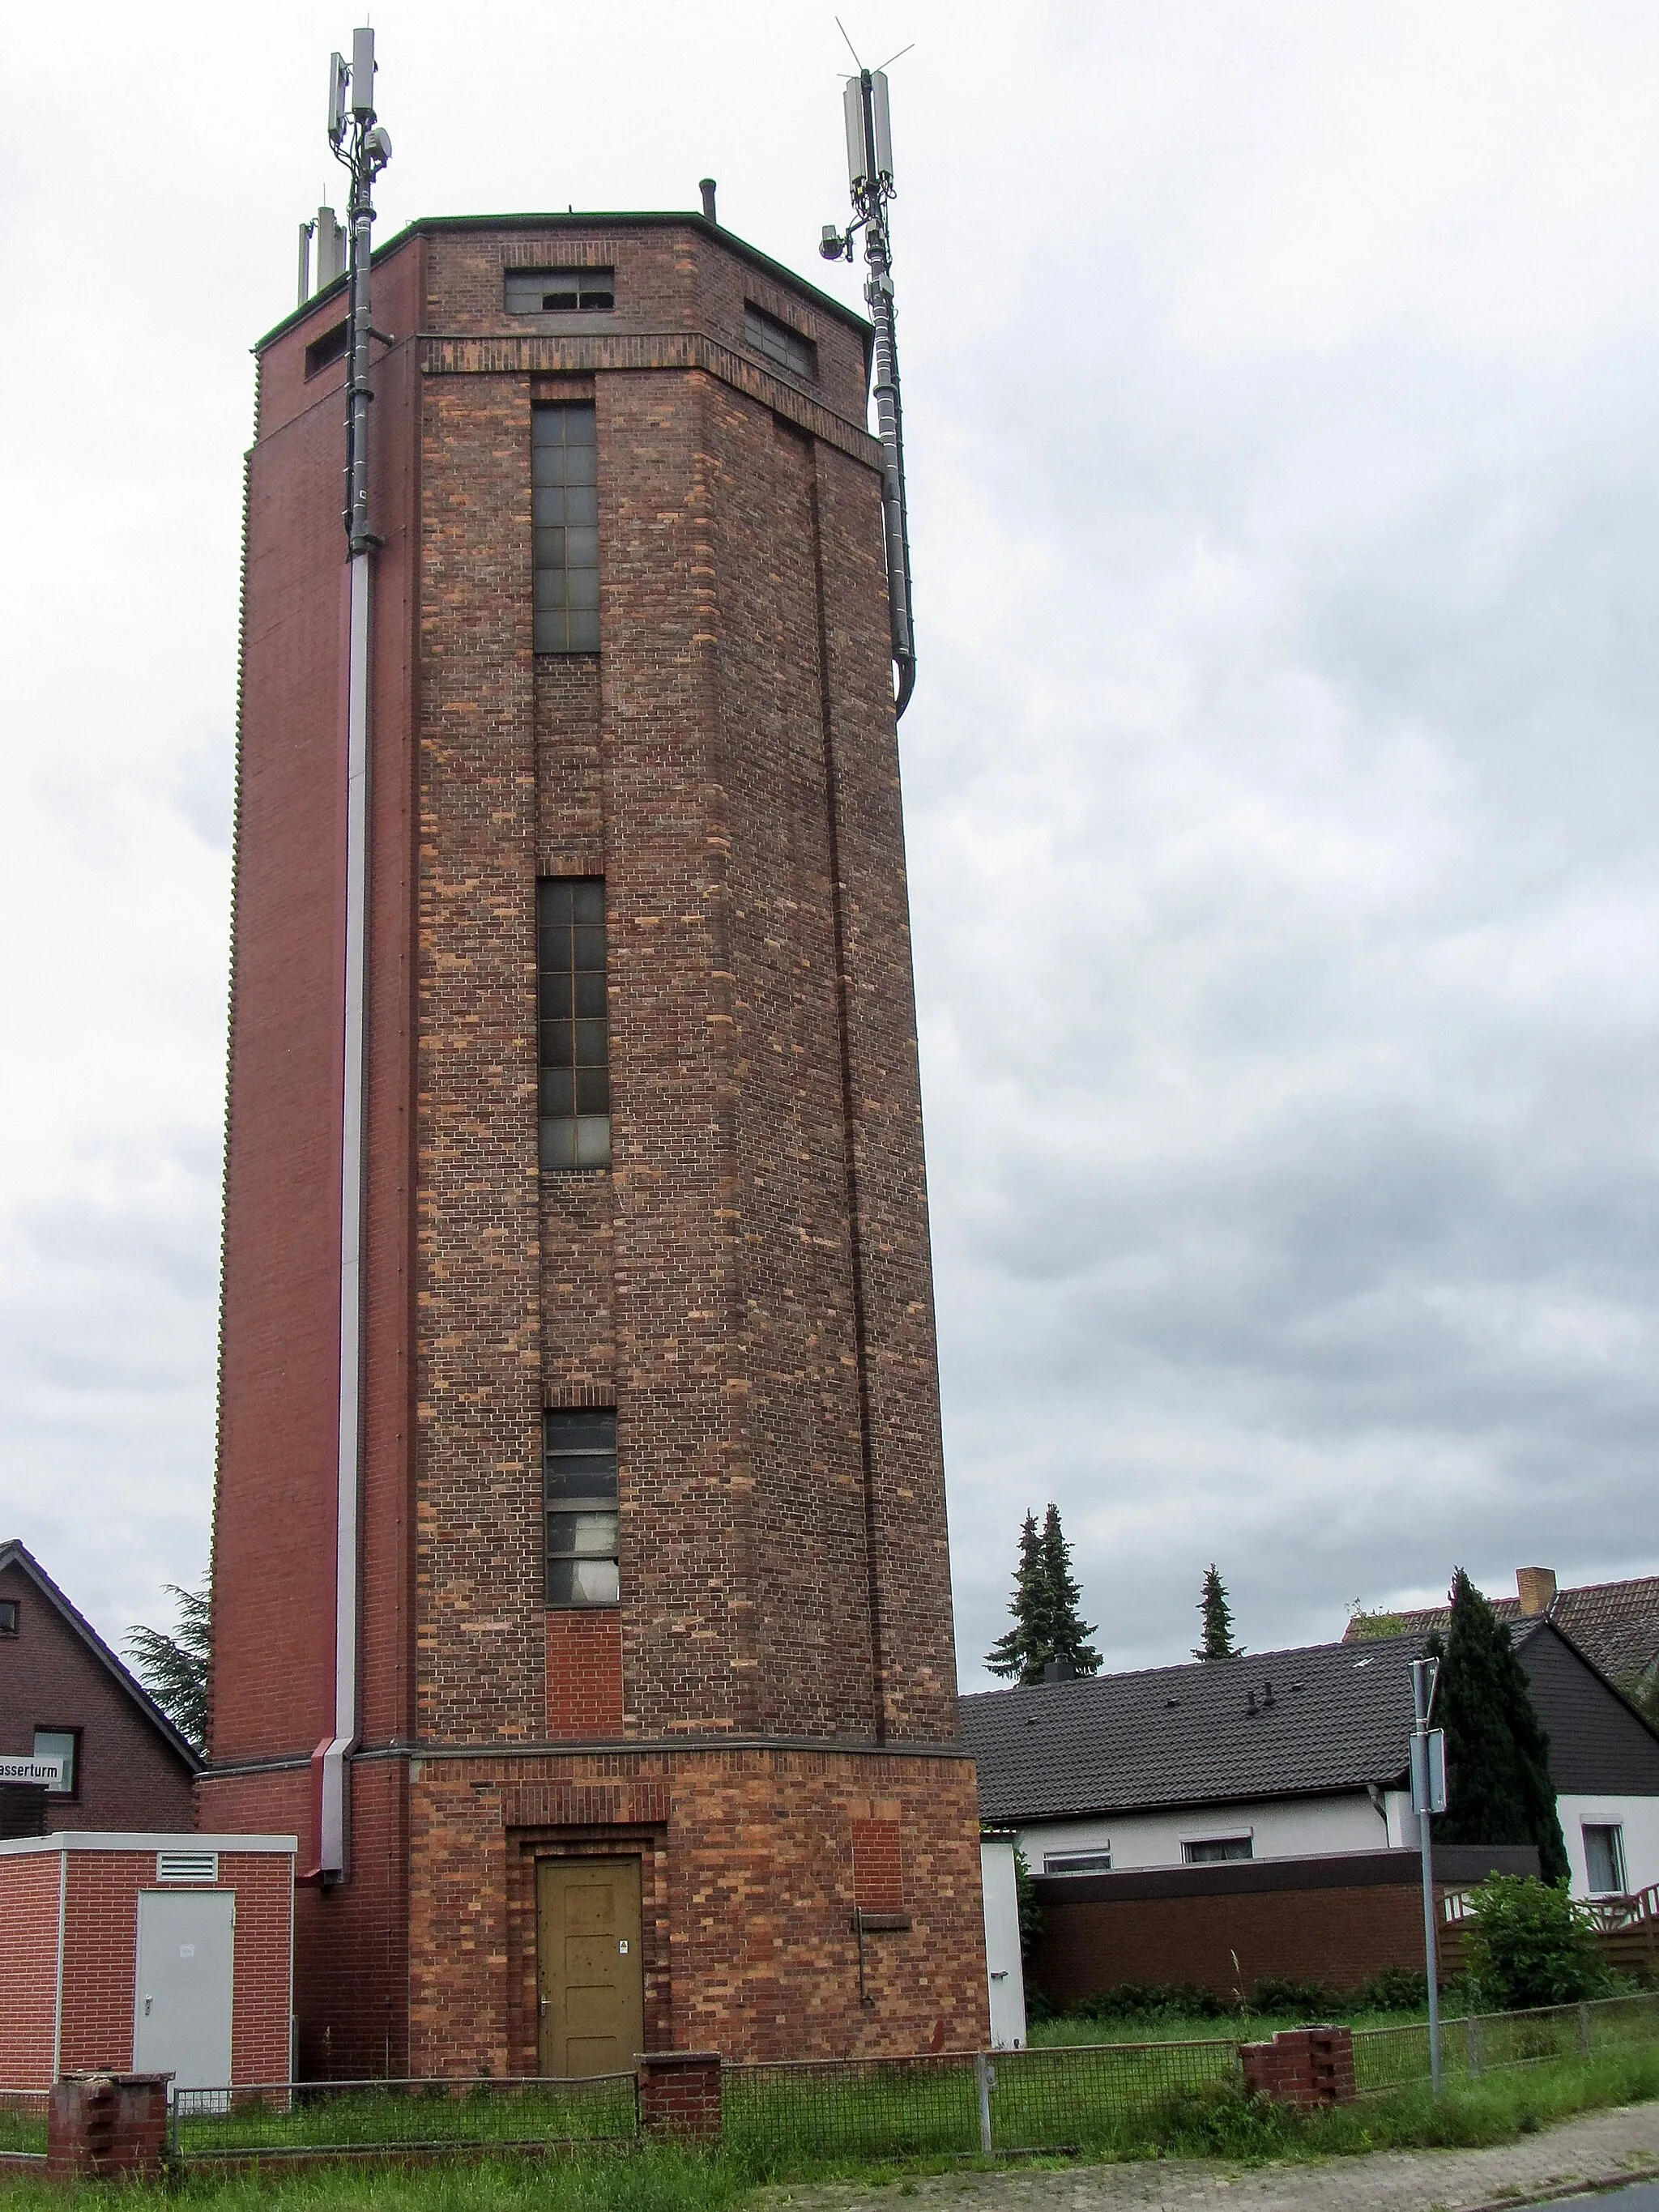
821, 66, 915, 716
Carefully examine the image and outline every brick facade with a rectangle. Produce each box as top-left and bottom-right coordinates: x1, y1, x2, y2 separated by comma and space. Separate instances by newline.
207, 211, 987, 2074
0, 1549, 197, 1832
0, 1840, 294, 2092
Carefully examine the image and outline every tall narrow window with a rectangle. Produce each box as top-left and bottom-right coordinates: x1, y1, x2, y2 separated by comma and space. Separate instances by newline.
538, 877, 610, 1169
533, 403, 599, 653
544, 1409, 619, 1607
1584, 1823, 1627, 1895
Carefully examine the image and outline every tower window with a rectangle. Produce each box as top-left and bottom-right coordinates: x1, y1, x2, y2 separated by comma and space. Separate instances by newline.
544, 1409, 619, 1607
744, 302, 817, 381
533, 404, 599, 654
507, 267, 616, 313
538, 876, 609, 1170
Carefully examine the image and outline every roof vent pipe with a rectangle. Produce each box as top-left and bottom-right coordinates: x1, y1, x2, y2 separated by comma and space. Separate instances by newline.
699, 177, 718, 223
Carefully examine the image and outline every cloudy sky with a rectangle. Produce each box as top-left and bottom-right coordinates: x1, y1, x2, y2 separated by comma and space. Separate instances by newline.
3, 2, 1657, 1697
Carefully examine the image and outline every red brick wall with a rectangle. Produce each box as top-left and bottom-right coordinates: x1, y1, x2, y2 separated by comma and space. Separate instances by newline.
852, 1816, 905, 1912
1030, 1878, 1436, 2004
545, 1615, 624, 1739
0, 1562, 195, 1832
0, 1849, 61, 2089
412, 1748, 986, 2071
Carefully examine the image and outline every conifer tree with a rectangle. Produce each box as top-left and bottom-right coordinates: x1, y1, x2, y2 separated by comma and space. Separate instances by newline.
1431, 1568, 1569, 1885
986, 1504, 1101, 1683
126, 1580, 211, 1753
1192, 1564, 1242, 1661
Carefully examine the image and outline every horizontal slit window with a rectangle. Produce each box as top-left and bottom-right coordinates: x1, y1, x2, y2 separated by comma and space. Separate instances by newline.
507, 268, 616, 314
304, 321, 349, 378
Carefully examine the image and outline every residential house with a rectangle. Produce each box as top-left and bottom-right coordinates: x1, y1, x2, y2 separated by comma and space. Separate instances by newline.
0, 1540, 200, 1831
1347, 1565, 1659, 1693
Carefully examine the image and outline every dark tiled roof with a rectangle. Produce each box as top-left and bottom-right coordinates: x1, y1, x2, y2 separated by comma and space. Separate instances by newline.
1350, 1578, 1659, 1686
962, 1636, 1425, 1824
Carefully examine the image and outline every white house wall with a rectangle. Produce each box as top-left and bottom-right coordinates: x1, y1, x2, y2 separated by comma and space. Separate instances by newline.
1558, 1796, 1659, 1897
1017, 1791, 1390, 1875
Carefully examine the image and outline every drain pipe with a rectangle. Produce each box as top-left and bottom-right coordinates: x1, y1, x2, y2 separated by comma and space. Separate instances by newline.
309, 27, 391, 1886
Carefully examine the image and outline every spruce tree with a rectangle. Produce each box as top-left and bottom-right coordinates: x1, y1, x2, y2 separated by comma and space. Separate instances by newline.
1431, 1568, 1569, 1885
986, 1504, 1100, 1683
1192, 1564, 1242, 1661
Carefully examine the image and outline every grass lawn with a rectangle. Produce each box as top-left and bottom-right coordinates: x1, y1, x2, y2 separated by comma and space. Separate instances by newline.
6, 2049, 1659, 2210
1029, 2005, 1429, 2047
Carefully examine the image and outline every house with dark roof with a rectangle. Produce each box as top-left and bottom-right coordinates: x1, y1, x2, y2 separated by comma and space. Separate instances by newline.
0, 1541, 200, 1831
962, 1620, 1659, 1903
1345, 1564, 1659, 1690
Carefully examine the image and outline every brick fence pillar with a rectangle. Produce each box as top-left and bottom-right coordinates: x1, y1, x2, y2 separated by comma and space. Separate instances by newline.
47, 2073, 173, 2180
637, 2052, 723, 2142
1239, 2027, 1354, 2110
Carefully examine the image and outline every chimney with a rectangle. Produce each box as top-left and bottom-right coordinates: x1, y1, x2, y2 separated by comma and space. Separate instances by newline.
1516, 1566, 1557, 1617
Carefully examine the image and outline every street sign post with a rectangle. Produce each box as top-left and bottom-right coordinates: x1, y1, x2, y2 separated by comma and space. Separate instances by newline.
1410, 1659, 1445, 2092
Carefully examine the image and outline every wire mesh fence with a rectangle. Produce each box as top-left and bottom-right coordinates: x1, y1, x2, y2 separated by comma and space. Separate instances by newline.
168, 2073, 638, 2160
11, 1987, 1656, 2172
1351, 1988, 1659, 2095
0, 2091, 48, 2159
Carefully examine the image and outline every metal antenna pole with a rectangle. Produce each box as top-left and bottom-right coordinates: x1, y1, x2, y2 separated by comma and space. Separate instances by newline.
1413, 1656, 1444, 2093
858, 71, 915, 717
313, 28, 390, 1887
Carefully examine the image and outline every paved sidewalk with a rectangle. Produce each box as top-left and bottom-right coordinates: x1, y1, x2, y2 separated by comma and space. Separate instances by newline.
761, 2103, 1659, 2212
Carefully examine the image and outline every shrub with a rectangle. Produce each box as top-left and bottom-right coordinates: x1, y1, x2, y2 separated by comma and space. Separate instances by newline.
1247, 1975, 1341, 2018
1359, 1967, 1430, 2012
1070, 1980, 1226, 2022
1461, 1874, 1607, 2010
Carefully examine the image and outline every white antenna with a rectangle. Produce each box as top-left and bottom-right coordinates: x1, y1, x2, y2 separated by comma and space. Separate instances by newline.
821, 65, 916, 717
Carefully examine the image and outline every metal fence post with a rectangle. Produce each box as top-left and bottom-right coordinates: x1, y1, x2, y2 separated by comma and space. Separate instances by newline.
1465, 2012, 1482, 2078
974, 2052, 994, 2156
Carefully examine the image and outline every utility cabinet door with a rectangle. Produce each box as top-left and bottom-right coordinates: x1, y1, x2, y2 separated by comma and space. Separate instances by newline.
133, 1889, 236, 2091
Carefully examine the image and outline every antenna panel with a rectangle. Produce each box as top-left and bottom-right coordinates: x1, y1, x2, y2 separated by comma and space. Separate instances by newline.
328, 52, 348, 143
351, 26, 376, 117
843, 75, 869, 192
869, 71, 893, 183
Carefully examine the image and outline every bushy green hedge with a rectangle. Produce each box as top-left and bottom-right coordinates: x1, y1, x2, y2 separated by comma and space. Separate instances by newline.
1461, 1873, 1609, 2010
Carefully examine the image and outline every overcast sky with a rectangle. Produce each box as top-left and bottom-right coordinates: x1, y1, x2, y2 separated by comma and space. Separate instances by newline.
3, 2, 1657, 1698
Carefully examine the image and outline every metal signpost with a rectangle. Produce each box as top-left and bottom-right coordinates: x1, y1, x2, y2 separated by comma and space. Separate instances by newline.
1410, 1656, 1448, 2092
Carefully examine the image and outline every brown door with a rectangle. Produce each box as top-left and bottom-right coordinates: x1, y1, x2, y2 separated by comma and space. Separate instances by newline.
536, 1856, 644, 2077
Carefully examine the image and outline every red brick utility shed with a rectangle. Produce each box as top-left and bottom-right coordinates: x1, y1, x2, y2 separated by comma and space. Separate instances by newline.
0, 1832, 295, 2091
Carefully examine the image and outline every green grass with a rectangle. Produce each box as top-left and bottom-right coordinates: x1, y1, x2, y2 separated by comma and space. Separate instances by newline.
1030, 2005, 1427, 2047
172, 2080, 636, 2157
9, 2031, 1659, 2208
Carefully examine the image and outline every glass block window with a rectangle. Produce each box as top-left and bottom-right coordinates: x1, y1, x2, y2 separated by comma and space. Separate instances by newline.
507, 267, 615, 313
545, 1409, 619, 1607
744, 302, 817, 381
533, 404, 599, 654
538, 876, 609, 1170
1584, 1823, 1627, 1895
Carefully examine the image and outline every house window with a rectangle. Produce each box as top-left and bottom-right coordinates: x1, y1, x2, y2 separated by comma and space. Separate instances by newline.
507, 267, 615, 313
1183, 1835, 1252, 1864
1584, 1824, 1627, 1895
538, 877, 609, 1169
0, 1600, 17, 1635
1043, 1851, 1113, 1875
32, 1728, 79, 1798
533, 404, 599, 653
544, 1409, 618, 1607
744, 302, 817, 381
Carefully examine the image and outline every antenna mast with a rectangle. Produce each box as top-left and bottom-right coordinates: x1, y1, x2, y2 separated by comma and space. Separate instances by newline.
312, 28, 391, 1889
822, 66, 916, 717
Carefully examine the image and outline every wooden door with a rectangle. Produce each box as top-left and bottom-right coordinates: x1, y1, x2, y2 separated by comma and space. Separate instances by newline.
536, 1856, 644, 2077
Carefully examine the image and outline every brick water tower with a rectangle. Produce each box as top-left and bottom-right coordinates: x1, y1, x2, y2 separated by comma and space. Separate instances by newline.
201, 36, 987, 2075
